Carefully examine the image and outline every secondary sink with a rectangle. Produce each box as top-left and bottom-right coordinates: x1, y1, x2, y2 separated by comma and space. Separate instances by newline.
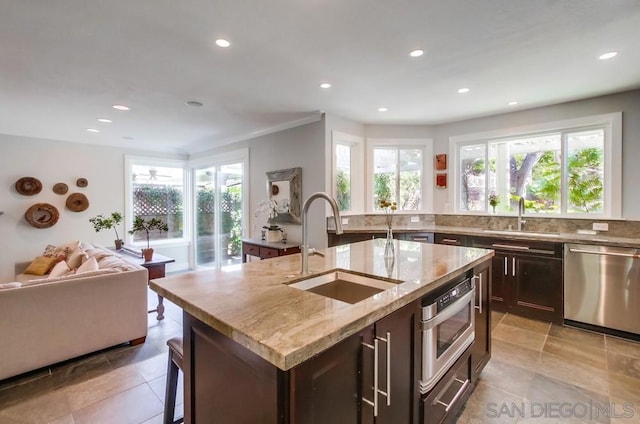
287, 270, 401, 304
482, 229, 560, 238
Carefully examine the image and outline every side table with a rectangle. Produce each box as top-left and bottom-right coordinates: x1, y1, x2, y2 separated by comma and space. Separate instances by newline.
113, 249, 175, 320
241, 238, 301, 263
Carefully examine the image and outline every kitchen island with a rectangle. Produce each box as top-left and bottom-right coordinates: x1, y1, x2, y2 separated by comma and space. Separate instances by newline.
150, 239, 493, 424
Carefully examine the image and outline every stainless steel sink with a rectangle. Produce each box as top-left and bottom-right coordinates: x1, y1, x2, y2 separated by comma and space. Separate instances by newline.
482, 229, 560, 238
287, 270, 401, 304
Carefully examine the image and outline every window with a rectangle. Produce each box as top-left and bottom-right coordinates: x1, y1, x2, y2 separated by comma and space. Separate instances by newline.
125, 157, 187, 245
332, 131, 364, 213
367, 138, 433, 212
451, 113, 621, 218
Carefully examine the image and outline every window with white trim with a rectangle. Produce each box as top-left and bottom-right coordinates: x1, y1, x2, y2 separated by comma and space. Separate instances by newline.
367, 138, 433, 212
451, 113, 622, 218
125, 157, 187, 245
332, 131, 364, 213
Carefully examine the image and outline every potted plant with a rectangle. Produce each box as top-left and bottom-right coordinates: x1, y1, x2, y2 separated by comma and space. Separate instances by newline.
489, 193, 500, 214
128, 215, 169, 261
89, 212, 124, 249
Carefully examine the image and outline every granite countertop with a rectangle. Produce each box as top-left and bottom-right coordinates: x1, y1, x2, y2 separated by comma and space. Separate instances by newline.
330, 225, 640, 248
150, 239, 493, 370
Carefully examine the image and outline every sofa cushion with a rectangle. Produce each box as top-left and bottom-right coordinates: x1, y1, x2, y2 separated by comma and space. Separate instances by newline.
21, 268, 121, 286
0, 282, 22, 290
77, 257, 98, 274
49, 261, 71, 278
67, 246, 88, 269
24, 256, 57, 275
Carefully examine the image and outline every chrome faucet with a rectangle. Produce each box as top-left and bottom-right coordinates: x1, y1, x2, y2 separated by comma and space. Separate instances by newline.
517, 197, 526, 231
301, 192, 343, 274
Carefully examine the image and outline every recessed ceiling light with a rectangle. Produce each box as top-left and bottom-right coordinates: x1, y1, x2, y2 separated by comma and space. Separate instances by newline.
97, 118, 112, 123
598, 51, 618, 60
457, 88, 470, 94
86, 128, 100, 133
186, 100, 204, 107
215, 39, 231, 48
508, 101, 519, 106
122, 136, 134, 140
409, 49, 424, 57
378, 107, 388, 112
320, 83, 331, 89
112, 104, 130, 111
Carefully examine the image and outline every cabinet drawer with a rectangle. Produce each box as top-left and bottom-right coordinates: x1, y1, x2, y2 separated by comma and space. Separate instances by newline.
422, 349, 472, 424
146, 265, 166, 280
435, 233, 467, 246
405, 232, 434, 243
260, 247, 279, 259
244, 244, 260, 257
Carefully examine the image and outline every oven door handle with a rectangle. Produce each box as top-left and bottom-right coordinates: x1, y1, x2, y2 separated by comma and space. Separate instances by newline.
421, 288, 475, 330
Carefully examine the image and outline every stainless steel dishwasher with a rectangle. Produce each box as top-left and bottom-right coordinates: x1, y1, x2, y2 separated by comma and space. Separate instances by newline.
564, 243, 640, 335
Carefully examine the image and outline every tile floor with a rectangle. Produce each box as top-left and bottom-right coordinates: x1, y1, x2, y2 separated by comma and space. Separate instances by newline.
1, 297, 639, 423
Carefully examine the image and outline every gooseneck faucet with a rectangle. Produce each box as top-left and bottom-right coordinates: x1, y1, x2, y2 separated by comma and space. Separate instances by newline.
301, 192, 343, 274
517, 197, 526, 231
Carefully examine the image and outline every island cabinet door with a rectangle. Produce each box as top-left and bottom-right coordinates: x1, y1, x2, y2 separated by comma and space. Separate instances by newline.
289, 326, 372, 424
361, 301, 420, 424
470, 260, 491, 381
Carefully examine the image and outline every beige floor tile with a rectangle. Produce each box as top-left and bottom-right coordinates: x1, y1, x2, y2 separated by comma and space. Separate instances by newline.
0, 415, 29, 424
606, 336, 640, 359
607, 351, 640, 380
0, 389, 70, 424
457, 381, 525, 424
48, 414, 74, 424
493, 323, 548, 352
491, 310, 506, 329
148, 374, 184, 406
491, 339, 541, 371
501, 314, 551, 335
543, 335, 607, 369
608, 372, 640, 404
134, 353, 169, 383
537, 352, 610, 397
72, 384, 162, 424
65, 365, 145, 411
140, 414, 163, 424
479, 359, 536, 399
549, 324, 606, 350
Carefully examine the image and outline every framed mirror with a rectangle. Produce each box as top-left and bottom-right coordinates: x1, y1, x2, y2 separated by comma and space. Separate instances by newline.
266, 167, 302, 224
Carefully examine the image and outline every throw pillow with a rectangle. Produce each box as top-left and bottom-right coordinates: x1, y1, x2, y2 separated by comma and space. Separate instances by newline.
76, 256, 98, 274
0, 282, 22, 290
24, 256, 58, 275
49, 260, 71, 278
67, 246, 88, 269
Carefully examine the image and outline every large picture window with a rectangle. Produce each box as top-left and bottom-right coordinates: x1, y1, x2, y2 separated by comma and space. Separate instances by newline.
452, 113, 621, 218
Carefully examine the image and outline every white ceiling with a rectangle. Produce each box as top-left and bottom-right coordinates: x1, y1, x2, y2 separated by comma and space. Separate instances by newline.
1, 0, 639, 155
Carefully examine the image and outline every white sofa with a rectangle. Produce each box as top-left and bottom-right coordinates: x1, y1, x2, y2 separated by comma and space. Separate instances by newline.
0, 245, 149, 381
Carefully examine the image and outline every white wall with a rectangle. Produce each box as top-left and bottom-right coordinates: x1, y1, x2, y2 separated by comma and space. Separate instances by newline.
431, 89, 640, 217
194, 119, 327, 249
0, 134, 186, 282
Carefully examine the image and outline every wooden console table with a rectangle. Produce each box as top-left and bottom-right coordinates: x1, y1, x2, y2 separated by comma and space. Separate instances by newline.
113, 249, 175, 320
241, 238, 301, 263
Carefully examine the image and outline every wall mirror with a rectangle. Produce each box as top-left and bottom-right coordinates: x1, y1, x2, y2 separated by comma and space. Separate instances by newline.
266, 167, 301, 224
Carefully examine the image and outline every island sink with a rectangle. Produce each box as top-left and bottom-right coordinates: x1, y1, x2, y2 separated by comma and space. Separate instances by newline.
287, 270, 401, 304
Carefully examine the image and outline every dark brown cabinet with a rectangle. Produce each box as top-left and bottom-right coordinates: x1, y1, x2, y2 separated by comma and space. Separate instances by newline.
470, 261, 491, 381
183, 301, 419, 424
361, 301, 419, 424
434, 233, 467, 246
471, 237, 563, 323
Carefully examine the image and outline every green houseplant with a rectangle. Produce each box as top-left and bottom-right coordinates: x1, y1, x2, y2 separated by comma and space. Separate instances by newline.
89, 212, 125, 250
128, 215, 169, 261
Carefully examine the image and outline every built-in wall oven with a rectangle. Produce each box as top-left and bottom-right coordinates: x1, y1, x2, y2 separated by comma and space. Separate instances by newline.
420, 275, 475, 394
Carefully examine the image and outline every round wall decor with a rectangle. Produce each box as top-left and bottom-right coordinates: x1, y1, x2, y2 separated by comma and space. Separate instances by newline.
53, 182, 69, 195
76, 178, 88, 187
66, 193, 90, 212
25, 203, 60, 228
15, 177, 43, 196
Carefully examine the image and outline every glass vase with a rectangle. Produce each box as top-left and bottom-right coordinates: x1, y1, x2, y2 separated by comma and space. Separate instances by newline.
384, 227, 395, 259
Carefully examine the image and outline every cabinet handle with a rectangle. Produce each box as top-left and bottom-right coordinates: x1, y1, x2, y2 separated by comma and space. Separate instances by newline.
412, 237, 430, 241
442, 238, 458, 243
504, 257, 508, 276
361, 339, 379, 416
568, 248, 640, 259
492, 243, 530, 251
474, 274, 482, 314
376, 332, 391, 406
512, 257, 516, 277
435, 378, 470, 412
